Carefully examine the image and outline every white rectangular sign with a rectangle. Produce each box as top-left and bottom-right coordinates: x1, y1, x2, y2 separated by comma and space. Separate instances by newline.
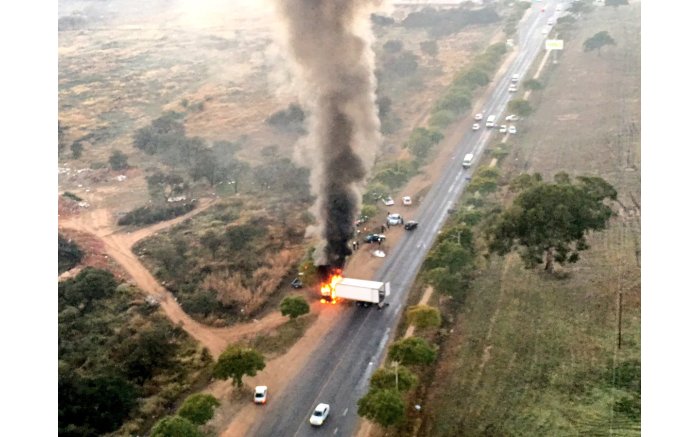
545, 39, 564, 50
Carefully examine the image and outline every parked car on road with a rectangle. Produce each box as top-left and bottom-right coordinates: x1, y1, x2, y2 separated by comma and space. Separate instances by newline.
402, 196, 412, 206
508, 125, 517, 134
309, 403, 330, 426
404, 221, 419, 231
508, 84, 518, 92
499, 125, 508, 133
474, 113, 483, 121
364, 234, 386, 243
472, 123, 480, 131
254, 386, 268, 404
387, 213, 403, 226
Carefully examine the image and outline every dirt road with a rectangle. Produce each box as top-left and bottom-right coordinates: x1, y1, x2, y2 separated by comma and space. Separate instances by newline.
59, 198, 288, 357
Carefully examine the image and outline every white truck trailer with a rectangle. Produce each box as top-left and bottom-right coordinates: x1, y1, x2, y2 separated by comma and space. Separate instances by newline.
334, 278, 391, 308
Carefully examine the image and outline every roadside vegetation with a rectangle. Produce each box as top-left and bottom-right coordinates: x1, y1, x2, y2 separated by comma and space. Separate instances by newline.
58, 268, 212, 436
372, 3, 641, 436
58, 234, 83, 274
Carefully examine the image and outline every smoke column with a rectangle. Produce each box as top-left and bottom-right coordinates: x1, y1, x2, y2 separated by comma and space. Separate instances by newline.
275, 0, 382, 268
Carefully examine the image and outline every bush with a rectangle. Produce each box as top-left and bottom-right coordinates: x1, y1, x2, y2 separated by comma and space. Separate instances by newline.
434, 86, 472, 114
429, 110, 458, 129
405, 127, 444, 160
109, 150, 129, 170
62, 191, 83, 202
59, 235, 84, 274
420, 40, 438, 56
507, 99, 533, 116
372, 160, 418, 189
523, 79, 543, 90
383, 40, 403, 54
280, 296, 310, 319
117, 201, 197, 226
177, 393, 220, 425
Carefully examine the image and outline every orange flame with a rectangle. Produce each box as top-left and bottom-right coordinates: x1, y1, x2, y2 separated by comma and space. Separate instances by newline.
320, 269, 343, 304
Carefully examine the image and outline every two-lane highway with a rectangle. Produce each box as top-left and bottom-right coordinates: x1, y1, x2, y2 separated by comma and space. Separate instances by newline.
249, 3, 566, 436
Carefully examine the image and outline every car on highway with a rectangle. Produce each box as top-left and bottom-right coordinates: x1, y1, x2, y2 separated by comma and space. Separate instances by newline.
382, 196, 395, 206
508, 84, 518, 92
499, 125, 508, 133
474, 113, 483, 121
404, 221, 418, 231
387, 213, 403, 226
254, 386, 268, 404
402, 196, 412, 206
511, 73, 520, 83
542, 26, 549, 34
485, 115, 496, 128
472, 123, 480, 131
508, 125, 517, 134
309, 403, 330, 426
364, 233, 386, 243
505, 114, 519, 121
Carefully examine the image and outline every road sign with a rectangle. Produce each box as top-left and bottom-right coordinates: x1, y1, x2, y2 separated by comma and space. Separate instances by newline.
545, 39, 564, 50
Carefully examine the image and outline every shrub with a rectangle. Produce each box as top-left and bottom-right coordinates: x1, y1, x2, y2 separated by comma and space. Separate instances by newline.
59, 235, 83, 274
117, 201, 197, 226
109, 150, 129, 170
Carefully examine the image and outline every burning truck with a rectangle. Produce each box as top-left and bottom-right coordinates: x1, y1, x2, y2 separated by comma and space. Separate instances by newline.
319, 268, 390, 309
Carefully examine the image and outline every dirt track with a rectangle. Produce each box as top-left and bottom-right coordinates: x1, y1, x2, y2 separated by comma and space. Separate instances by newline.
59, 198, 288, 358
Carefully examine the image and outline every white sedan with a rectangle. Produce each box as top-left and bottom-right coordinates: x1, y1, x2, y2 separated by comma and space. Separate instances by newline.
508, 125, 517, 134
472, 123, 480, 131
382, 196, 395, 206
505, 114, 519, 121
508, 84, 518, 92
474, 113, 483, 121
253, 386, 268, 404
499, 125, 508, 133
309, 403, 330, 426
402, 196, 412, 206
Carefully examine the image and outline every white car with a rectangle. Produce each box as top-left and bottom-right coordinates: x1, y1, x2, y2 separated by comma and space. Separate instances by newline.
505, 114, 519, 121
387, 213, 403, 226
474, 113, 483, 121
253, 386, 268, 404
472, 123, 480, 131
542, 27, 549, 35
508, 84, 518, 92
309, 403, 330, 426
499, 125, 508, 133
402, 196, 412, 206
508, 125, 517, 134
382, 196, 394, 206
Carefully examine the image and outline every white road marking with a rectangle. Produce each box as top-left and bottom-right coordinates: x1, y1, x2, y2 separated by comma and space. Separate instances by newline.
343, 408, 348, 416
334, 427, 339, 435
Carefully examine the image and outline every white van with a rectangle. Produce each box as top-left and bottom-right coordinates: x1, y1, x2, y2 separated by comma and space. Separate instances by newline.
462, 153, 474, 168
485, 115, 496, 128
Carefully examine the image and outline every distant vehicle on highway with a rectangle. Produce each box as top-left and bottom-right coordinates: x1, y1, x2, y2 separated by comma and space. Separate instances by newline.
309, 403, 330, 426
472, 123, 480, 131
404, 221, 418, 231
508, 125, 517, 134
402, 196, 412, 206
508, 84, 518, 92
364, 234, 386, 243
485, 115, 496, 128
382, 196, 395, 206
505, 114, 519, 121
462, 153, 474, 168
511, 73, 520, 83
474, 113, 483, 121
254, 386, 268, 404
499, 125, 508, 133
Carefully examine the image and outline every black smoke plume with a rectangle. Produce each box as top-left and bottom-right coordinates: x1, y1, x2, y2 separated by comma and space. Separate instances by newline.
275, 0, 382, 268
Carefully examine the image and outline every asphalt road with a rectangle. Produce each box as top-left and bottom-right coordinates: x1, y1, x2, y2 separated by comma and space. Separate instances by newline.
249, 3, 566, 436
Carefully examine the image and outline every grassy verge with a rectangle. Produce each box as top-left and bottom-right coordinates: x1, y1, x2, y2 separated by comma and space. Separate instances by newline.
246, 313, 318, 358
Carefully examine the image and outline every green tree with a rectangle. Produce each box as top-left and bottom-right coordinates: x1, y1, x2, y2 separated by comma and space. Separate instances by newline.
59, 234, 83, 274
370, 366, 417, 392
583, 31, 616, 55
406, 305, 441, 329
150, 416, 202, 437
507, 99, 533, 117
280, 296, 310, 319
523, 79, 543, 90
59, 267, 118, 309
405, 127, 443, 160
357, 389, 406, 427
109, 150, 129, 170
200, 230, 222, 257
213, 346, 266, 388
388, 337, 437, 366
147, 171, 188, 203
425, 267, 470, 301
177, 393, 220, 425
487, 173, 617, 272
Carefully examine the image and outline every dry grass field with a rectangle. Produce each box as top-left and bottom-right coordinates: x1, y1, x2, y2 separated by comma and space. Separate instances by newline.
421, 3, 641, 436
